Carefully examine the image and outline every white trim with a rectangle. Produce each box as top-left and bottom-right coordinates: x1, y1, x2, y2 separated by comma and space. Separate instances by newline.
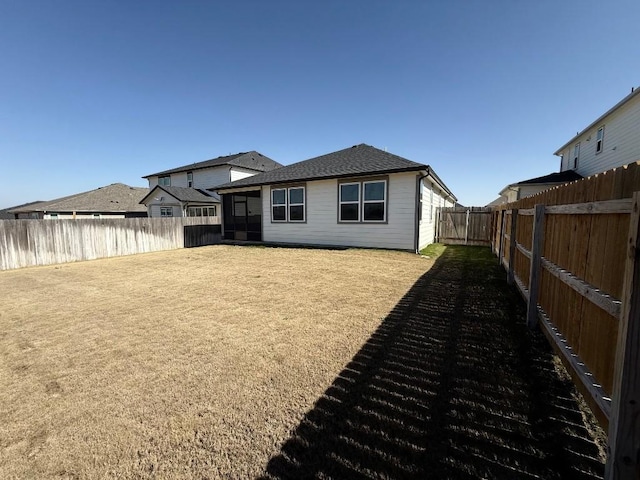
288, 186, 305, 222
271, 188, 287, 222
339, 182, 360, 222
596, 125, 605, 154
362, 179, 387, 223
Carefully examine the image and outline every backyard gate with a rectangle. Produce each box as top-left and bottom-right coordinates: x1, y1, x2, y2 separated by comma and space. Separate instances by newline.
437, 207, 492, 246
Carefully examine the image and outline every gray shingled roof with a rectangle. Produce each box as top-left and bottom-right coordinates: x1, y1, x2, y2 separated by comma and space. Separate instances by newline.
515, 171, 583, 186
215, 144, 427, 191
143, 151, 283, 178
0, 201, 44, 219
140, 186, 220, 204
10, 183, 149, 214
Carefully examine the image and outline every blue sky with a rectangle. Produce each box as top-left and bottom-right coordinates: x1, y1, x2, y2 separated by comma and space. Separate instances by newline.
1, 0, 639, 209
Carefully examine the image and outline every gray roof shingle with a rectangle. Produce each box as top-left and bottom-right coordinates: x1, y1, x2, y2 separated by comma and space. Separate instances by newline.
10, 183, 149, 214
515, 171, 583, 186
141, 186, 220, 204
143, 151, 282, 178
215, 144, 427, 191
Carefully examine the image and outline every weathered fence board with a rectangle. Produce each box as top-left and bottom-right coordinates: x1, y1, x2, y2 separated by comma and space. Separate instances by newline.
0, 217, 220, 270
437, 207, 492, 246
184, 224, 222, 248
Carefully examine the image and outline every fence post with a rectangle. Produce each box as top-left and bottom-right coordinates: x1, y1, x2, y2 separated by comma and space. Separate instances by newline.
465, 209, 470, 245
497, 210, 505, 264
605, 191, 640, 480
527, 204, 545, 329
507, 209, 518, 284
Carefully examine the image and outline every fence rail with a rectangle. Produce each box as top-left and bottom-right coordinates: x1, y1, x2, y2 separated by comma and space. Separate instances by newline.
0, 216, 220, 270
492, 160, 640, 480
437, 207, 492, 246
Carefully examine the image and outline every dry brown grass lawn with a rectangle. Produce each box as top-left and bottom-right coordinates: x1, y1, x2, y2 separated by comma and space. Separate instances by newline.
0, 245, 433, 479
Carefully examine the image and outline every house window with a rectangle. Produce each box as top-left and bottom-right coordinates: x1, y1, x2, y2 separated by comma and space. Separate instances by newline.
271, 186, 305, 222
596, 126, 605, 154
160, 207, 172, 217
338, 178, 387, 223
159, 176, 171, 186
187, 171, 193, 187
93, 214, 100, 218
50, 213, 58, 219
363, 181, 386, 221
187, 206, 217, 217
271, 189, 286, 221
339, 183, 360, 222
573, 143, 580, 169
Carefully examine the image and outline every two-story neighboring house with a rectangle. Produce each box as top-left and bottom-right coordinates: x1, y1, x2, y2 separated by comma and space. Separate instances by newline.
555, 86, 640, 176
140, 151, 282, 217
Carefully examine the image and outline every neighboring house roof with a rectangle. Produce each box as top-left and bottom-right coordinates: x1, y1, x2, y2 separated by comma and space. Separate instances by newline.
143, 151, 283, 178
499, 171, 583, 197
139, 186, 220, 205
214, 144, 456, 199
0, 201, 44, 219
486, 197, 507, 207
10, 183, 149, 214
554, 86, 640, 155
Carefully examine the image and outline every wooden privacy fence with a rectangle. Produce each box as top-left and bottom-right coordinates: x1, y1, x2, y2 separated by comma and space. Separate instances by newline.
0, 216, 220, 270
492, 161, 640, 480
437, 207, 492, 246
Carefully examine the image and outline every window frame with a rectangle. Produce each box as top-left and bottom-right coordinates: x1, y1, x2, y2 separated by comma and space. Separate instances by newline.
339, 182, 361, 222
270, 184, 306, 223
187, 171, 193, 188
573, 142, 580, 169
362, 180, 387, 223
596, 126, 605, 154
158, 175, 171, 187
337, 176, 388, 224
160, 207, 173, 217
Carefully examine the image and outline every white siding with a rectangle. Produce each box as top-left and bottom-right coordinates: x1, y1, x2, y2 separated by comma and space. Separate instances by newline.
417, 178, 453, 250
230, 167, 260, 182
261, 172, 418, 250
559, 93, 640, 177
147, 166, 232, 189
44, 213, 126, 219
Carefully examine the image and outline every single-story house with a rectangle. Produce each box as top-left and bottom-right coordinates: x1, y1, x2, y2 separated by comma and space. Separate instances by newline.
9, 183, 149, 219
139, 186, 220, 218
497, 170, 583, 204
215, 144, 457, 252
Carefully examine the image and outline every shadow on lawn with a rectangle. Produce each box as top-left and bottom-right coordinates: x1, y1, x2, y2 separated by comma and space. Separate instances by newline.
260, 246, 605, 480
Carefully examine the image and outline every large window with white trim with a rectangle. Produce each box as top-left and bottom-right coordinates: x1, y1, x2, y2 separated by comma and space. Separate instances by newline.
158, 176, 171, 186
271, 186, 305, 222
187, 206, 217, 217
573, 143, 580, 169
338, 178, 387, 223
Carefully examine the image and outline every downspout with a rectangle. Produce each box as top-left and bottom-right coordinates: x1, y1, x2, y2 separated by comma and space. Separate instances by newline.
414, 167, 431, 254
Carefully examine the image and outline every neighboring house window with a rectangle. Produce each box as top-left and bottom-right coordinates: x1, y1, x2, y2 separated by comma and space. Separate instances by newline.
93, 214, 100, 218
338, 178, 387, 223
573, 143, 580, 169
339, 183, 360, 222
271, 186, 305, 222
596, 126, 605, 154
187, 206, 217, 216
50, 213, 58, 219
159, 176, 171, 186
187, 171, 193, 187
160, 207, 172, 217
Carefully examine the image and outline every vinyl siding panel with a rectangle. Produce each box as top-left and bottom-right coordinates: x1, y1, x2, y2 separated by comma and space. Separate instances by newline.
147, 167, 232, 189
261, 172, 418, 250
230, 167, 260, 182
560, 93, 640, 177
417, 179, 452, 250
